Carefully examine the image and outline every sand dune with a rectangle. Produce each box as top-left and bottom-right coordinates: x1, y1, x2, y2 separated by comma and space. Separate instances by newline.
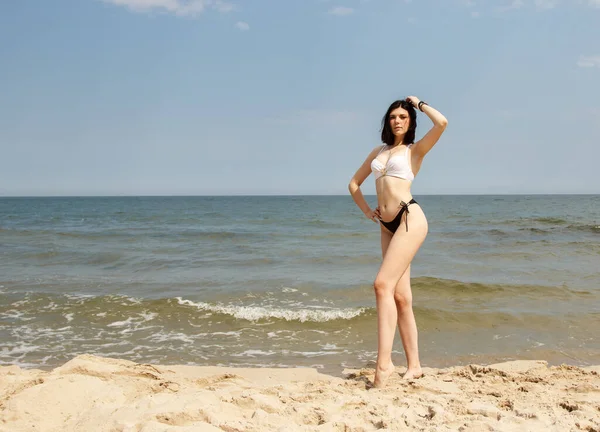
1, 354, 599, 431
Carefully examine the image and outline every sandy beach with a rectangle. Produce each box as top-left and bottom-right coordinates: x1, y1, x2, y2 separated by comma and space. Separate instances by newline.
1, 355, 599, 431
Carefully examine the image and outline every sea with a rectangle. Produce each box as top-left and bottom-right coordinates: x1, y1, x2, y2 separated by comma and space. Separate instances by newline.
1, 195, 599, 376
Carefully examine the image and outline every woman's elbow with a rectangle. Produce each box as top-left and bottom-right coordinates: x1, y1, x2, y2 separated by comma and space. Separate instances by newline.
438, 116, 448, 129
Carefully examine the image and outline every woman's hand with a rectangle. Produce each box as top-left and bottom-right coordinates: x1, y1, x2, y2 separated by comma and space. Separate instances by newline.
406, 96, 420, 108
365, 207, 381, 223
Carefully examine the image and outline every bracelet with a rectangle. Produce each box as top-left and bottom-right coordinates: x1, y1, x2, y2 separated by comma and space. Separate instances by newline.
417, 101, 428, 112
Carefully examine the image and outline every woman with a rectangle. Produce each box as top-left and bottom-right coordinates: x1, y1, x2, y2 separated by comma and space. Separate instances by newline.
348, 96, 447, 388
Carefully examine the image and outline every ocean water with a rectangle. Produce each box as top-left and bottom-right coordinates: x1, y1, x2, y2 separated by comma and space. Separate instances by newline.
1, 195, 599, 375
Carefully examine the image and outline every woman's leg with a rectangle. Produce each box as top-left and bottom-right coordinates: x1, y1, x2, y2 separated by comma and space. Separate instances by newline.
381, 232, 423, 379
373, 206, 427, 388
393, 265, 422, 379
374, 226, 395, 388
380, 225, 393, 257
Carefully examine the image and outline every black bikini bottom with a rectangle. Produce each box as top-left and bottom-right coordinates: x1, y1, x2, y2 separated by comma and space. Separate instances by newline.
379, 199, 418, 234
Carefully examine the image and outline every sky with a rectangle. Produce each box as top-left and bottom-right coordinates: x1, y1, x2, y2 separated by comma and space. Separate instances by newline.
0, 0, 599, 196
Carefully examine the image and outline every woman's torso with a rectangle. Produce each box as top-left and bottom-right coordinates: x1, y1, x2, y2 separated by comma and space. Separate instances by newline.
371, 144, 422, 220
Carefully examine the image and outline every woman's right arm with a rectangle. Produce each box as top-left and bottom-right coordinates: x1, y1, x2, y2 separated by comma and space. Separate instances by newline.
348, 146, 382, 222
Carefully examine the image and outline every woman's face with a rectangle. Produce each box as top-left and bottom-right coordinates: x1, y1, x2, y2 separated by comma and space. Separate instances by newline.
389, 107, 410, 137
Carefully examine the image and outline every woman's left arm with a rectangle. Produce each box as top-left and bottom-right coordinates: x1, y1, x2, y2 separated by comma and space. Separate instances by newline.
406, 95, 448, 159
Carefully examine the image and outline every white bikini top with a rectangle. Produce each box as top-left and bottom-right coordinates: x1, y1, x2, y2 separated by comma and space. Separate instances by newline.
370, 144, 415, 182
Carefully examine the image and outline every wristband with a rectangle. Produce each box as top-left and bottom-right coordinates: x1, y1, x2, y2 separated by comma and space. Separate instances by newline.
418, 101, 428, 112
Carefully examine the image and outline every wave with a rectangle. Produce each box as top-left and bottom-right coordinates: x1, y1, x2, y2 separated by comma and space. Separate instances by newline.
0, 227, 139, 241
515, 224, 599, 234
306, 232, 372, 240
4, 290, 597, 332
0, 292, 369, 324
411, 276, 594, 298
171, 231, 267, 240
2, 275, 595, 303
2, 278, 598, 329
567, 224, 600, 234
531, 217, 568, 225
438, 223, 599, 238
517, 227, 550, 234
0, 226, 270, 242
300, 255, 381, 265
176, 298, 366, 322
325, 277, 597, 301
500, 218, 599, 234
498, 216, 568, 226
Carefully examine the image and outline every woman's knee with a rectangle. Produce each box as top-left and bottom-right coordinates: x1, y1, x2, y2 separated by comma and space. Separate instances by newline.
394, 291, 412, 310
373, 277, 394, 296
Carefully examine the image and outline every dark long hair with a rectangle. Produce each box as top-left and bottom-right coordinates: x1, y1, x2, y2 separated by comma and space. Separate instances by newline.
380, 99, 417, 146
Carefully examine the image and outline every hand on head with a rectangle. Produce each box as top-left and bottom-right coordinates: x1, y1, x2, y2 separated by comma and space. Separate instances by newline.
405, 96, 420, 107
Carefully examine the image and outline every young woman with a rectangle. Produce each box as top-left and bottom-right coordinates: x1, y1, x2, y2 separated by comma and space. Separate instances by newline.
348, 96, 447, 388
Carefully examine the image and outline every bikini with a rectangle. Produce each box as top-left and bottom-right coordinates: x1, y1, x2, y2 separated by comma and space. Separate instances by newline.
370, 144, 417, 234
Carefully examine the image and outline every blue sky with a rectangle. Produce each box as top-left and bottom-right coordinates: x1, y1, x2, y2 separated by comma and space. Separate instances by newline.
1, 0, 599, 196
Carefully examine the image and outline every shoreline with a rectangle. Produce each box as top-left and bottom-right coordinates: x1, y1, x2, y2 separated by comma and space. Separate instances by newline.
1, 354, 599, 431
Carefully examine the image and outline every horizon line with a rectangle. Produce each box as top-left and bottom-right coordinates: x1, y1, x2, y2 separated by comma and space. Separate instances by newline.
1, 193, 599, 198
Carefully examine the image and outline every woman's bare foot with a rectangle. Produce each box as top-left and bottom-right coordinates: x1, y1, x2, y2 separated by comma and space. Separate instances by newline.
402, 366, 423, 380
373, 362, 395, 388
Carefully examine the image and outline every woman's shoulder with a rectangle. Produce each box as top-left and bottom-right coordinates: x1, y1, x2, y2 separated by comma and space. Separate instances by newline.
365, 144, 385, 160
371, 143, 387, 153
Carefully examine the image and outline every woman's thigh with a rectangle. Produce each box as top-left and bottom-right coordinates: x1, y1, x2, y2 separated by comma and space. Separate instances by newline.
380, 225, 393, 258
376, 205, 428, 285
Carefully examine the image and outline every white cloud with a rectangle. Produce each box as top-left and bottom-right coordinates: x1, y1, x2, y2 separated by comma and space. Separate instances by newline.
103, 0, 234, 16
506, 0, 524, 9
328, 6, 354, 15
235, 21, 249, 31
495, 0, 524, 12
589, 0, 600, 7
214, 0, 234, 12
577, 55, 600, 68
534, 0, 558, 9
